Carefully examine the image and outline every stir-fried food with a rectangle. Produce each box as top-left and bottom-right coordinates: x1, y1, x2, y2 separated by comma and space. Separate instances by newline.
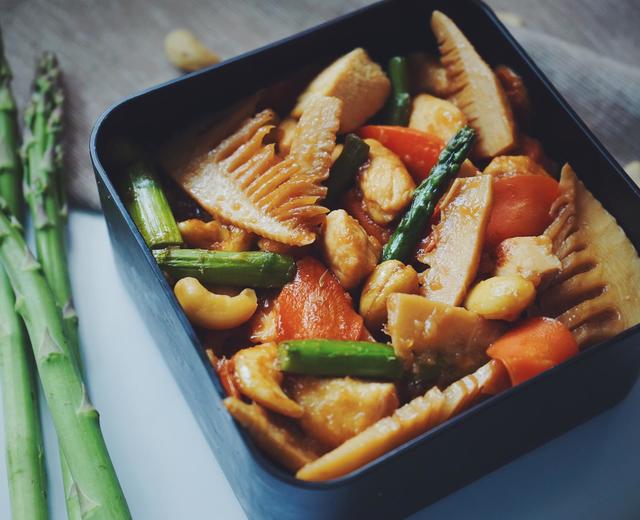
118, 10, 640, 480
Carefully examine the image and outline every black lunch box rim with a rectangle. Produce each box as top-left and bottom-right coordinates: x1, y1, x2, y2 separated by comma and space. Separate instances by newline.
89, 0, 640, 510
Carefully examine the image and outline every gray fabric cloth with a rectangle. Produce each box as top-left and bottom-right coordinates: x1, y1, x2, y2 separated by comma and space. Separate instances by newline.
510, 26, 640, 166
2, 0, 638, 210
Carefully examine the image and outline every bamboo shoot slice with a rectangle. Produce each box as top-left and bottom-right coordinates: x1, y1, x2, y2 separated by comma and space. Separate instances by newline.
171, 96, 341, 245
541, 164, 640, 347
296, 361, 505, 481
418, 175, 493, 305
431, 11, 516, 159
387, 293, 505, 362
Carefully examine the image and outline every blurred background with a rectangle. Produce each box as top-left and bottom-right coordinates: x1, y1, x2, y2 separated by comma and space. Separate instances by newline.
1, 1, 639, 519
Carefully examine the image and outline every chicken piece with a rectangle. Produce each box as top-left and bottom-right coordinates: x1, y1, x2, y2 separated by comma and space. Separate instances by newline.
288, 376, 399, 449
276, 117, 298, 155
292, 48, 390, 133
178, 218, 253, 251
541, 164, 640, 347
495, 235, 561, 287
321, 209, 380, 289
359, 260, 420, 331
483, 155, 550, 178
387, 293, 505, 370
358, 139, 416, 225
233, 344, 303, 418
224, 398, 319, 472
171, 96, 340, 246
409, 93, 467, 142
431, 11, 516, 159
407, 52, 451, 97
418, 175, 493, 305
296, 386, 443, 481
296, 360, 507, 481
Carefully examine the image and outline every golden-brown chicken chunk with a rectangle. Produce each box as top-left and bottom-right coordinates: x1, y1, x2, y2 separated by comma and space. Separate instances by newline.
495, 235, 561, 287
484, 155, 550, 178
321, 209, 380, 289
409, 93, 467, 142
358, 139, 416, 225
288, 376, 399, 449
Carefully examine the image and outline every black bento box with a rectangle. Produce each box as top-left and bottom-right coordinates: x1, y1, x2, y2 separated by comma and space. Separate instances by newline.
89, 1, 640, 518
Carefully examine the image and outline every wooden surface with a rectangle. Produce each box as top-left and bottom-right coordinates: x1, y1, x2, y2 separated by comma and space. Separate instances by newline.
1, 0, 638, 209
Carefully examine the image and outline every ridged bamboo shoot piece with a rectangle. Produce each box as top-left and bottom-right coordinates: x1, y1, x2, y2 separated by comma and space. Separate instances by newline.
295, 360, 507, 481
431, 11, 516, 159
171, 96, 341, 245
542, 164, 640, 347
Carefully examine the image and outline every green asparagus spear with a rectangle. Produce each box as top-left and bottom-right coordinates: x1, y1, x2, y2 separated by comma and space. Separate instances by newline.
0, 30, 48, 520
385, 56, 411, 126
154, 248, 295, 288
0, 270, 47, 520
325, 134, 370, 206
122, 156, 184, 249
0, 36, 22, 217
22, 51, 85, 520
277, 340, 403, 380
381, 126, 476, 262
0, 201, 132, 519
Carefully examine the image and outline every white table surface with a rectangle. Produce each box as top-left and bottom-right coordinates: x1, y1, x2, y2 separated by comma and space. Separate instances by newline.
1, 210, 639, 519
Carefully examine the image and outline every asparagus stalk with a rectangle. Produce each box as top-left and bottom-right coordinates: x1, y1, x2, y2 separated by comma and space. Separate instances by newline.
385, 56, 411, 126
0, 201, 131, 519
277, 340, 403, 380
381, 126, 476, 262
325, 134, 370, 207
0, 270, 47, 520
22, 51, 85, 520
0, 32, 22, 217
0, 30, 48, 520
154, 248, 295, 288
122, 156, 184, 249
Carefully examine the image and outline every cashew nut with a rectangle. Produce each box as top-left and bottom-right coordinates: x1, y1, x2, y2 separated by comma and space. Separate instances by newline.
164, 29, 220, 72
359, 260, 419, 331
174, 277, 257, 330
464, 275, 535, 321
233, 344, 303, 418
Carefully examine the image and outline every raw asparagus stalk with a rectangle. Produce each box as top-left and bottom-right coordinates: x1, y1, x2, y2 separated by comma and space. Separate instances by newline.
0, 32, 22, 217
277, 340, 403, 380
122, 156, 184, 249
154, 248, 295, 288
325, 134, 370, 206
0, 201, 131, 519
381, 126, 476, 262
22, 51, 85, 520
385, 56, 411, 126
0, 271, 47, 520
0, 30, 48, 520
